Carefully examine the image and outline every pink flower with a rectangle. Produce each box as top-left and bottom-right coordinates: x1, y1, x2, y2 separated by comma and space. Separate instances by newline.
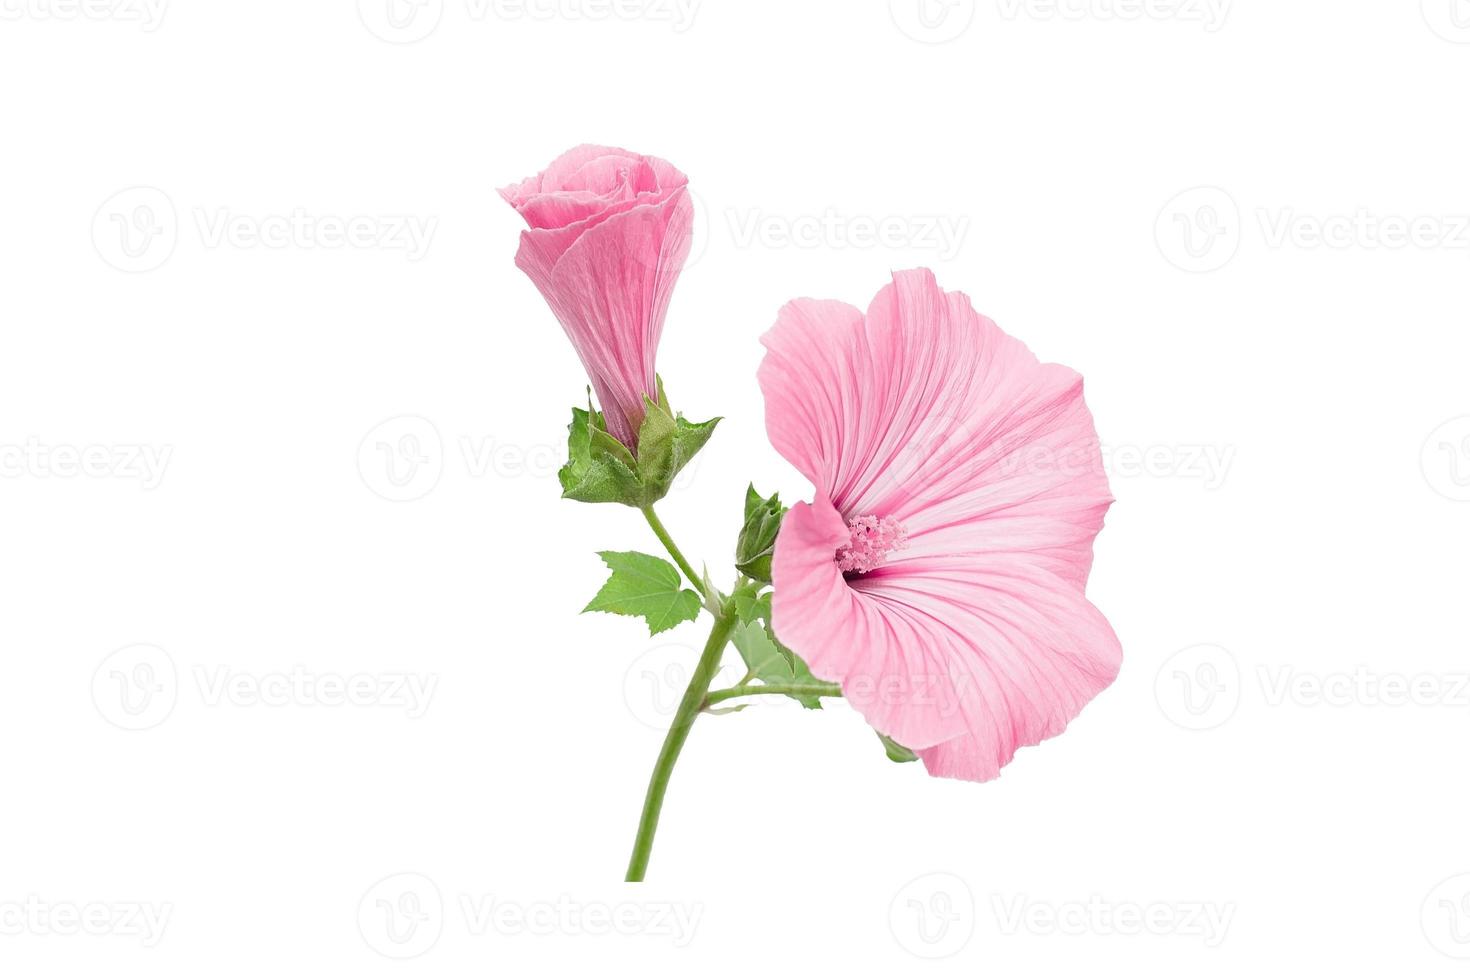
500, 145, 694, 448
758, 269, 1121, 781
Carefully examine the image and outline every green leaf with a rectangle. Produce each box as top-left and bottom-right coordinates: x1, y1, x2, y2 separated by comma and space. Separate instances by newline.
582, 551, 701, 635
876, 731, 919, 764
734, 484, 786, 583
730, 618, 824, 709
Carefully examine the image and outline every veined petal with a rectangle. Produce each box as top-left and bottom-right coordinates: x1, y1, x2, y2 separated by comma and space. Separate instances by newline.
759, 268, 1119, 781
512, 187, 693, 447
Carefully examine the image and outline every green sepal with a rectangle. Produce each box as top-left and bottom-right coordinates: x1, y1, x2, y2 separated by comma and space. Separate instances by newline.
556, 381, 719, 508
876, 731, 919, 764
558, 404, 642, 504
734, 484, 786, 583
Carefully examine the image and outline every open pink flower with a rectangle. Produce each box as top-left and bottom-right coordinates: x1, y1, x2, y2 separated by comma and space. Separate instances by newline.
501, 145, 694, 447
759, 269, 1121, 781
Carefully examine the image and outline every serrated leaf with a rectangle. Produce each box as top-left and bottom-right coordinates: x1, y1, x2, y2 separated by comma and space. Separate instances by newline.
730, 619, 824, 709
730, 580, 765, 624
582, 551, 701, 635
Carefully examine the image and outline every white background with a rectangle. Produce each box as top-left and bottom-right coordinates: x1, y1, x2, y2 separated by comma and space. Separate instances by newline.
3, 0, 1469, 975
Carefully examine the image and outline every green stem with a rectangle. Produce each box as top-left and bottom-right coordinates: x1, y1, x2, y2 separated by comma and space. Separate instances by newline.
625, 601, 738, 882
704, 682, 843, 708
640, 504, 708, 600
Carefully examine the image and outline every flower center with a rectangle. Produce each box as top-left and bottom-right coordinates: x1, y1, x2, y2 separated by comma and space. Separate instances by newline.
835, 514, 908, 574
